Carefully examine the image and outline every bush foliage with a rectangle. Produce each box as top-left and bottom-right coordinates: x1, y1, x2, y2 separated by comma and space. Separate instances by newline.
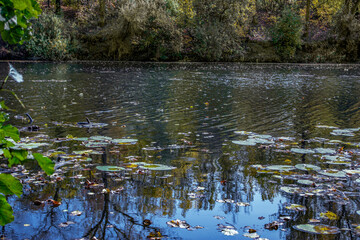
271, 7, 302, 60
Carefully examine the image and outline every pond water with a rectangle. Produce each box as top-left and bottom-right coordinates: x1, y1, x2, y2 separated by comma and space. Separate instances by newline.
1, 62, 360, 239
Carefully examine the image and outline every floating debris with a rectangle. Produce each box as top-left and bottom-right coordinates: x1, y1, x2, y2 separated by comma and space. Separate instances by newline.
166, 219, 190, 229
293, 224, 340, 234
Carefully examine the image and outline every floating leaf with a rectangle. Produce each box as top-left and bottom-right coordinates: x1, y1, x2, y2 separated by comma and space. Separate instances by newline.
96, 166, 125, 171
317, 169, 347, 178
330, 129, 357, 137
12, 142, 49, 150
129, 162, 176, 171
243, 232, 259, 238
291, 148, 315, 154
232, 140, 256, 146
266, 165, 295, 171
112, 139, 138, 144
84, 141, 109, 148
293, 224, 339, 234
343, 169, 360, 175
295, 164, 321, 172
320, 211, 338, 220
314, 148, 336, 155
285, 204, 307, 211
70, 210, 82, 216
166, 219, 190, 229
90, 136, 112, 141
297, 180, 315, 186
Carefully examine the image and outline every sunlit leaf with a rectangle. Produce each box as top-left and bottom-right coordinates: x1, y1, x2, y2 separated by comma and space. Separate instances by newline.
33, 153, 55, 175
0, 174, 22, 197
320, 211, 338, 220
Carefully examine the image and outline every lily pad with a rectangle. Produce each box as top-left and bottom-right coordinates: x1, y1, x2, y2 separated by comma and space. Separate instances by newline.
232, 140, 256, 146
90, 136, 112, 141
317, 169, 347, 178
72, 137, 89, 141
285, 204, 307, 211
343, 169, 360, 175
266, 165, 295, 171
297, 179, 315, 186
314, 148, 336, 155
127, 162, 176, 171
96, 166, 125, 171
280, 186, 303, 194
295, 164, 321, 172
84, 141, 110, 148
330, 129, 357, 137
323, 155, 351, 162
112, 139, 138, 144
291, 148, 315, 154
293, 224, 339, 234
12, 142, 49, 150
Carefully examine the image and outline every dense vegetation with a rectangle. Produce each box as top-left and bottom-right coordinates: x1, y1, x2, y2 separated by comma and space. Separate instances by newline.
2, 0, 360, 62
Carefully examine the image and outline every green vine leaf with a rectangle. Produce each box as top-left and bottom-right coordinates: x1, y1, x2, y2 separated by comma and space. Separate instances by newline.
33, 153, 55, 175
0, 195, 14, 226
1, 124, 19, 142
0, 174, 22, 197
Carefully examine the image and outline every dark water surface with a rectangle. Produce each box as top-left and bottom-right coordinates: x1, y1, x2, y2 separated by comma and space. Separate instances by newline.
1, 62, 360, 239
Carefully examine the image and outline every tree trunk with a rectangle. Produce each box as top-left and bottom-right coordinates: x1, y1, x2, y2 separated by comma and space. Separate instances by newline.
55, 0, 61, 14
304, 0, 310, 40
99, 0, 105, 27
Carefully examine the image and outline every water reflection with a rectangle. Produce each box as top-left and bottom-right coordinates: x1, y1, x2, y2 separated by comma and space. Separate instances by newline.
1, 62, 360, 239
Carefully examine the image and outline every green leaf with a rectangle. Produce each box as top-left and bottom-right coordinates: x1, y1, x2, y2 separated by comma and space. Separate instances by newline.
2, 124, 19, 142
0, 194, 14, 226
0, 174, 22, 197
11, 150, 27, 162
12, 0, 30, 11
33, 153, 55, 175
2, 149, 11, 159
0, 101, 9, 110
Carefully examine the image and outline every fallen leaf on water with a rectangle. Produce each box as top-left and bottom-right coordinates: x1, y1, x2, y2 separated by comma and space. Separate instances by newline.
71, 210, 82, 216
243, 232, 260, 238
59, 221, 75, 227
47, 199, 61, 207
320, 211, 338, 220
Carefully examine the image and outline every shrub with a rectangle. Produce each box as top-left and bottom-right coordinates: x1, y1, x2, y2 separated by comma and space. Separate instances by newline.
25, 11, 79, 60
271, 7, 302, 60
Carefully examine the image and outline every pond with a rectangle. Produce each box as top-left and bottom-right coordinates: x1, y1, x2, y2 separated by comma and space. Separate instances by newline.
1, 62, 360, 239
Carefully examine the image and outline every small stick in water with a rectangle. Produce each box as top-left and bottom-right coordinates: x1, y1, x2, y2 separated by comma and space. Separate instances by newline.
25, 113, 34, 124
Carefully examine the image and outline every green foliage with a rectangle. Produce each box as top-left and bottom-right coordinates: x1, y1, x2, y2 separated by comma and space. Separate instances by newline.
33, 153, 55, 175
271, 7, 303, 60
0, 195, 14, 226
0, 65, 55, 226
0, 0, 41, 44
25, 10, 79, 60
0, 173, 22, 197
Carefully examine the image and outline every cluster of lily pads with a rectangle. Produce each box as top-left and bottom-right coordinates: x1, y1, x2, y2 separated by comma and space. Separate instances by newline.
232, 126, 360, 235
